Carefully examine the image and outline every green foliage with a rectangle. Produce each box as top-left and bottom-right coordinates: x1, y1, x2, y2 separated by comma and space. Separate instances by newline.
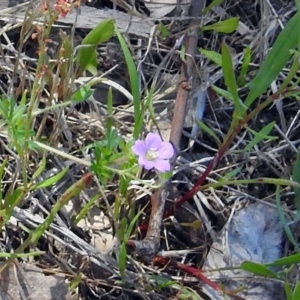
199, 48, 222, 66
202, 17, 239, 34
221, 43, 244, 127
106, 87, 114, 133
203, 0, 224, 13
72, 85, 93, 103
34, 167, 69, 189
243, 122, 277, 152
292, 148, 300, 219
269, 252, 300, 266
238, 252, 300, 300
115, 28, 142, 139
237, 46, 251, 86
0, 97, 34, 148
158, 23, 171, 37
148, 275, 203, 299
245, 12, 300, 109
90, 128, 139, 196
292, 282, 300, 300
275, 186, 300, 252
76, 19, 115, 75
119, 208, 144, 278
241, 261, 278, 278
221, 43, 240, 106
196, 119, 221, 146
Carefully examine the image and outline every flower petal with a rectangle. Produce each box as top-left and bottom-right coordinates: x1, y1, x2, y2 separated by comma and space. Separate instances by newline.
157, 142, 174, 159
145, 132, 162, 149
153, 159, 171, 172
138, 156, 155, 170
131, 140, 147, 156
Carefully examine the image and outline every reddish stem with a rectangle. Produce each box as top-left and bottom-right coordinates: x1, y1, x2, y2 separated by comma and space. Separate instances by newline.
153, 256, 246, 300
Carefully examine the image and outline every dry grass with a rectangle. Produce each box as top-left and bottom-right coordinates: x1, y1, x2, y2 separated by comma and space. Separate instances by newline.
0, 0, 299, 299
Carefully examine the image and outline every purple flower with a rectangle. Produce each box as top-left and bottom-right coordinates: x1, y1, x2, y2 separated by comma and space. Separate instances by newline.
131, 133, 174, 172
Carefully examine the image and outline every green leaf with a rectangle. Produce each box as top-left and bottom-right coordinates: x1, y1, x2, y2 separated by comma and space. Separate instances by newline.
32, 156, 46, 180
11, 104, 26, 124
34, 167, 69, 189
158, 22, 170, 38
275, 186, 300, 252
292, 147, 300, 219
243, 122, 277, 151
211, 85, 235, 102
106, 87, 113, 134
295, 0, 300, 18
72, 85, 93, 103
285, 282, 293, 300
245, 12, 300, 108
219, 168, 240, 182
6, 186, 24, 207
76, 19, 114, 75
69, 273, 82, 291
202, 17, 239, 33
119, 208, 144, 278
199, 48, 222, 66
292, 281, 300, 300
241, 261, 278, 278
237, 46, 251, 86
118, 218, 128, 277
203, 0, 224, 13
221, 43, 243, 123
268, 252, 300, 266
0, 157, 8, 203
196, 119, 221, 146
115, 28, 141, 139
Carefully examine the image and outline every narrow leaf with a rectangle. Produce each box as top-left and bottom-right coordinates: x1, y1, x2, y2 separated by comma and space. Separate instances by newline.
292, 147, 300, 219
237, 46, 251, 86
72, 85, 93, 103
285, 282, 293, 300
115, 28, 141, 138
202, 17, 239, 33
245, 12, 300, 107
212, 85, 235, 102
243, 122, 277, 151
219, 168, 240, 182
292, 281, 300, 300
241, 261, 278, 278
221, 43, 242, 122
0, 157, 8, 203
275, 186, 300, 252
76, 19, 114, 74
34, 167, 69, 189
106, 87, 113, 134
196, 119, 221, 146
268, 252, 300, 266
203, 0, 224, 13
200, 48, 222, 66
32, 156, 46, 180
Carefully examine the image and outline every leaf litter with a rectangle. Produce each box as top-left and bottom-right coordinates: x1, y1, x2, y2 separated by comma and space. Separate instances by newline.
0, 0, 299, 299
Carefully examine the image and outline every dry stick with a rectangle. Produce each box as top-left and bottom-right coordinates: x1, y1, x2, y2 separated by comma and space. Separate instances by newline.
170, 1, 204, 151
127, 0, 205, 262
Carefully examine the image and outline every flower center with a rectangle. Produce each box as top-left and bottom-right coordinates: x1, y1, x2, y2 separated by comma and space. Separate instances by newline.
146, 148, 158, 161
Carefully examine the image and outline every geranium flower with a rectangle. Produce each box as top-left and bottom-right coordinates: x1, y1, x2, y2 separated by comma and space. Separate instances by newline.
131, 133, 174, 172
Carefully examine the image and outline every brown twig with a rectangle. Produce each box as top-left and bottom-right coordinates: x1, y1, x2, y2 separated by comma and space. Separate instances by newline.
170, 0, 205, 151
126, 188, 168, 262
127, 0, 206, 261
